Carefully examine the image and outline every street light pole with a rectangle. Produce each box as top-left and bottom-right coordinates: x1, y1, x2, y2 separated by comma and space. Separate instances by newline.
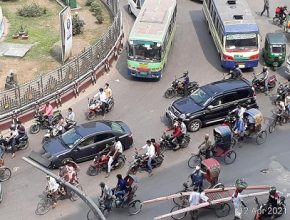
22, 157, 106, 220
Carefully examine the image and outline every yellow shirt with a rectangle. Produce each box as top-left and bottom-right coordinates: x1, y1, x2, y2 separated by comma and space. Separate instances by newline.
105, 87, 113, 98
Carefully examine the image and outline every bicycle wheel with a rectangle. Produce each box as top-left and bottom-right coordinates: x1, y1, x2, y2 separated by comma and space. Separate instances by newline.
256, 130, 267, 145
214, 203, 230, 218
70, 184, 83, 201
0, 167, 12, 182
87, 209, 109, 220
128, 200, 142, 215
170, 205, 187, 220
187, 155, 201, 168
35, 198, 52, 215
268, 120, 277, 133
223, 150, 236, 165
173, 191, 189, 206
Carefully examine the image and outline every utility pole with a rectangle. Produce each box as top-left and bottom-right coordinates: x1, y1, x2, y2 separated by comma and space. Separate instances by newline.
22, 157, 106, 220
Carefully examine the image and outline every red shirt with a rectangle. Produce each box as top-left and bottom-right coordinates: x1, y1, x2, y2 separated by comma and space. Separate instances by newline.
172, 126, 182, 138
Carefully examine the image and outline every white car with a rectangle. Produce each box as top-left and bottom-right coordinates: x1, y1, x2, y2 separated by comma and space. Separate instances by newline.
128, 0, 145, 17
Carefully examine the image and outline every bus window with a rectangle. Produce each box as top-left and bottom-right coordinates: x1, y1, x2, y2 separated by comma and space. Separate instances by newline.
225, 33, 258, 50
131, 41, 162, 61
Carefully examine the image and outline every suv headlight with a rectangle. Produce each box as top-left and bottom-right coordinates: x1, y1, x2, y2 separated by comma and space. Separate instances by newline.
179, 114, 186, 119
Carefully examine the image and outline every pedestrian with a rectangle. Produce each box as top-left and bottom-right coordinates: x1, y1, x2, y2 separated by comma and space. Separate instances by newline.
260, 0, 269, 17
188, 187, 209, 219
232, 190, 247, 219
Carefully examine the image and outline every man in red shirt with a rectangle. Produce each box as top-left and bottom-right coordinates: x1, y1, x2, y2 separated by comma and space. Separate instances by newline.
166, 120, 183, 151
44, 102, 53, 125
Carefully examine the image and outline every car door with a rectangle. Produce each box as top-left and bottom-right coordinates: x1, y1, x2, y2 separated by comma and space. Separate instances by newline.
73, 135, 97, 162
92, 133, 115, 155
203, 96, 225, 124
221, 92, 239, 115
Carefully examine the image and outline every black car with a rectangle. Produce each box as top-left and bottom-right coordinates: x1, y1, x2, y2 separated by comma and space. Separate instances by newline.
29, 120, 133, 168
166, 78, 258, 132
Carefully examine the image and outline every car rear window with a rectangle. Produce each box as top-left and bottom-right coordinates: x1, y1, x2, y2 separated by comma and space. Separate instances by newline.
110, 122, 124, 132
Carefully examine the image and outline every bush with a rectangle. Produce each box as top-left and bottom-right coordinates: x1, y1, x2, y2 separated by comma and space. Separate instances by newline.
72, 14, 85, 36
96, 14, 104, 24
85, 0, 95, 6
90, 1, 102, 15
17, 3, 47, 17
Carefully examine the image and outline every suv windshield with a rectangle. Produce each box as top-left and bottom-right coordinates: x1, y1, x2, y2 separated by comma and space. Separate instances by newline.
61, 129, 82, 146
128, 40, 162, 61
190, 88, 211, 106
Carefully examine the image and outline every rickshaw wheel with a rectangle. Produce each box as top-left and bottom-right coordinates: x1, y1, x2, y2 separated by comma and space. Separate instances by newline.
214, 203, 230, 218
187, 155, 201, 168
128, 200, 142, 215
212, 183, 224, 189
223, 150, 236, 165
170, 205, 187, 220
256, 131, 267, 145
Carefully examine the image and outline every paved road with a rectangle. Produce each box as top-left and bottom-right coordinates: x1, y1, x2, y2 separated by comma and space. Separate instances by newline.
1, 0, 290, 220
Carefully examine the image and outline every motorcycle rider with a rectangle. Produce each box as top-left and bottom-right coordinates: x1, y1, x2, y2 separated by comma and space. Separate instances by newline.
105, 137, 123, 178
46, 176, 60, 208
15, 120, 26, 145
113, 174, 127, 200
267, 186, 280, 209
94, 88, 108, 116
64, 107, 75, 131
178, 71, 190, 95
198, 134, 213, 159
165, 120, 183, 151
257, 66, 269, 94
279, 6, 288, 24
44, 102, 53, 125
150, 138, 161, 156
8, 125, 18, 158
226, 64, 242, 79
99, 182, 113, 210
137, 140, 155, 176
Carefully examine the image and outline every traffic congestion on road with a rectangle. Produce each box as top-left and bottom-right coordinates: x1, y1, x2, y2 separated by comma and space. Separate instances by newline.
1, 0, 290, 220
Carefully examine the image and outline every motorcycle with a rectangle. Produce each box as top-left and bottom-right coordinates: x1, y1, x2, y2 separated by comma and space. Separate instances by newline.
159, 132, 191, 153
42, 120, 76, 144
164, 77, 199, 99
86, 153, 126, 176
252, 73, 277, 93
86, 97, 114, 120
127, 151, 164, 175
29, 110, 63, 134
0, 133, 29, 153
254, 196, 286, 219
273, 82, 290, 105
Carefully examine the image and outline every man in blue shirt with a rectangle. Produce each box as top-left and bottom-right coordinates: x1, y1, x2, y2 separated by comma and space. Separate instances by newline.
233, 115, 245, 141
114, 174, 127, 199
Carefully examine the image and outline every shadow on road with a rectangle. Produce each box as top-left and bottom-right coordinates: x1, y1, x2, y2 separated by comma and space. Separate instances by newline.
189, 10, 223, 72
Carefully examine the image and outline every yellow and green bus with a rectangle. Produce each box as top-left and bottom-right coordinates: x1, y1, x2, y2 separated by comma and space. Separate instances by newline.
127, 0, 177, 79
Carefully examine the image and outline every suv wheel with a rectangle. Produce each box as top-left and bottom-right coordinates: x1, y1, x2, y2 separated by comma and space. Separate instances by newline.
187, 119, 202, 132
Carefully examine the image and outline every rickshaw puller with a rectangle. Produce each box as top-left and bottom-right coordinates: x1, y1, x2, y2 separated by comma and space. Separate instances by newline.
188, 165, 206, 190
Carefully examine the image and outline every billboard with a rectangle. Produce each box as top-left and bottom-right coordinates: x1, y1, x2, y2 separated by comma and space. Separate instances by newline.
59, 6, 73, 63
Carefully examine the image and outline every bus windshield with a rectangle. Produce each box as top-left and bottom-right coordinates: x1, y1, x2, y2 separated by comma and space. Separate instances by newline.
128, 40, 162, 61
225, 33, 258, 51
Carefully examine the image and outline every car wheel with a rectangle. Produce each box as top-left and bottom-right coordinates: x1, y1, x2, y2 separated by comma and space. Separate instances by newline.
187, 119, 202, 132
62, 158, 73, 166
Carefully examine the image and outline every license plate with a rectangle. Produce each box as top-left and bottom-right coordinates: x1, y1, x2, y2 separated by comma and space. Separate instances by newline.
140, 72, 147, 76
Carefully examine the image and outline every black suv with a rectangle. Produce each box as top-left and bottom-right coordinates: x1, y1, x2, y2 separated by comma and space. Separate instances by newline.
165, 78, 258, 132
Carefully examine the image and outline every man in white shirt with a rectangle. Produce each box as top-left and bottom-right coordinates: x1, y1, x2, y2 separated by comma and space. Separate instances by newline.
64, 107, 76, 130
188, 187, 209, 218
140, 140, 155, 176
106, 137, 123, 178
94, 88, 108, 116
46, 176, 60, 208
232, 191, 247, 219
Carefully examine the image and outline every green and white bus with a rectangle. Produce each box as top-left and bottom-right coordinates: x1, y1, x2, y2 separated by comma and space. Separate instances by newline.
127, 0, 177, 79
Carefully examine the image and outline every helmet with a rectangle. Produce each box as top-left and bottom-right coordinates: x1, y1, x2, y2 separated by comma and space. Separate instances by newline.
99, 182, 105, 188
263, 66, 268, 71
10, 125, 16, 131
269, 186, 276, 195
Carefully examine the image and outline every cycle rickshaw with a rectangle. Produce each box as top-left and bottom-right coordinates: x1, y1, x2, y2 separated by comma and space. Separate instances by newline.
242, 108, 267, 145
188, 126, 237, 167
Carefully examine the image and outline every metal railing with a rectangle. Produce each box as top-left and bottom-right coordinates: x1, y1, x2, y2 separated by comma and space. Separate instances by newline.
0, 0, 122, 122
